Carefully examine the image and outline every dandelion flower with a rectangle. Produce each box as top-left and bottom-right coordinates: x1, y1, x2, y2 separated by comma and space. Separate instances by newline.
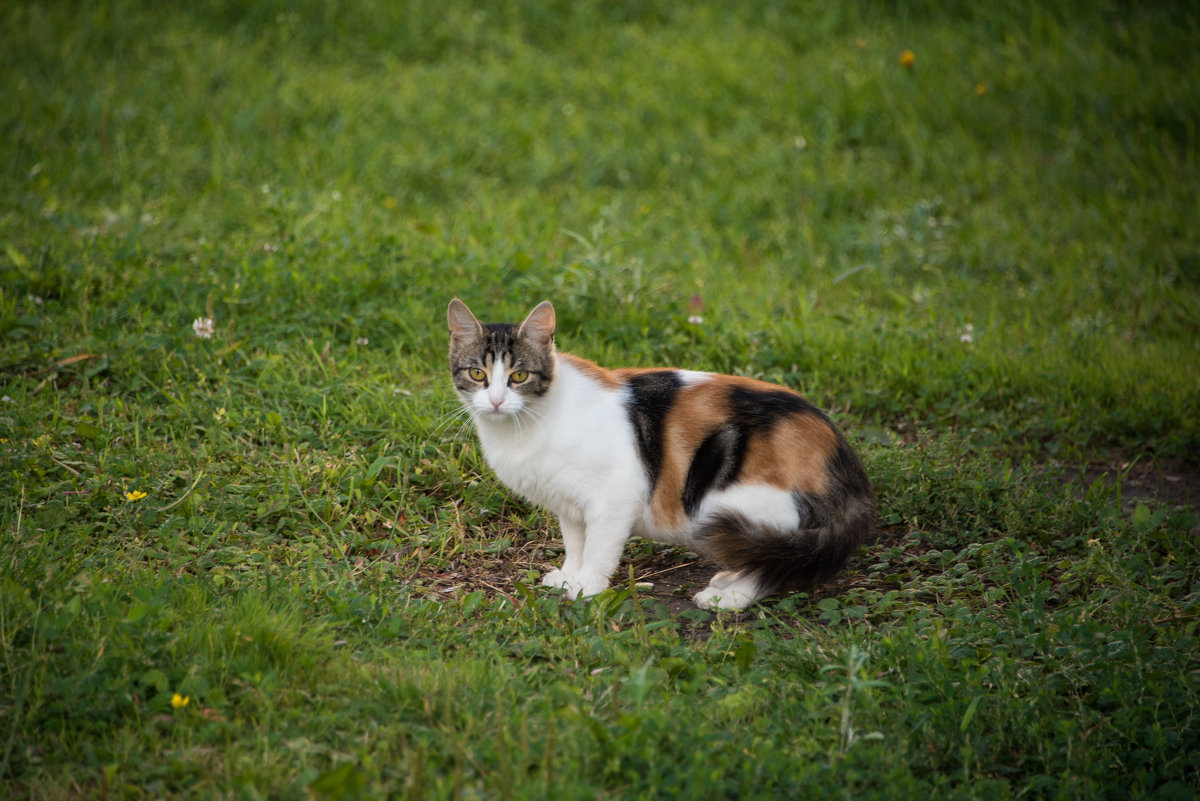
171, 693, 190, 709
899, 49, 916, 69
192, 317, 215, 339
125, 490, 147, 502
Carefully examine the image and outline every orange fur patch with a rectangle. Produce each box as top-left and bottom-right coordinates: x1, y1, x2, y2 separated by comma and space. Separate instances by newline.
647, 377, 730, 529
558, 353, 622, 389
739, 415, 836, 495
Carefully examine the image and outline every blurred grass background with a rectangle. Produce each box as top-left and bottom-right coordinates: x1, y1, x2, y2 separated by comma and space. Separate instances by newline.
2, 1, 1198, 798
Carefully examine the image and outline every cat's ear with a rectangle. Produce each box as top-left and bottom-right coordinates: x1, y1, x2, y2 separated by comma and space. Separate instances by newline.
447, 298, 484, 342
517, 300, 555, 346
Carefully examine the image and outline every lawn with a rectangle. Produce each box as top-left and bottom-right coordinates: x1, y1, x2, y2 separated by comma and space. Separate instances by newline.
2, 1, 1198, 798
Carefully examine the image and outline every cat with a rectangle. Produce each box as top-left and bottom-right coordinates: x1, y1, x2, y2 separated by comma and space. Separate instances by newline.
446, 298, 875, 610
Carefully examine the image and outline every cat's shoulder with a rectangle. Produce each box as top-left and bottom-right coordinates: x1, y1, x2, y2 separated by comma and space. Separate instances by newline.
556, 352, 624, 389
557, 352, 710, 389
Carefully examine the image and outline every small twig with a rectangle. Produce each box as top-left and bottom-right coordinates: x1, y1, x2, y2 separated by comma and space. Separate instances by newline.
477, 579, 519, 608
28, 353, 106, 377
50, 456, 81, 476
634, 561, 701, 582
156, 471, 205, 512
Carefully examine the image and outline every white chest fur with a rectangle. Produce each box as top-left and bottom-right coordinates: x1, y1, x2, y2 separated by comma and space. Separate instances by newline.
471, 357, 646, 525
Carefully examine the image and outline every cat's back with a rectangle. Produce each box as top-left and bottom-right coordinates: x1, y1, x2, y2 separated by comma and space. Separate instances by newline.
562, 355, 868, 533
559, 353, 845, 468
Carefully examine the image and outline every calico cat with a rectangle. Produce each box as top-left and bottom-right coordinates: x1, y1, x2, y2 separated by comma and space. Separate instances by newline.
447, 298, 875, 610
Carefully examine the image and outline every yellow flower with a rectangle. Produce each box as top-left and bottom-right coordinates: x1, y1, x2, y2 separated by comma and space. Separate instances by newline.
32, 434, 50, 448
899, 49, 916, 69
976, 82, 987, 96
125, 490, 147, 502
171, 693, 190, 709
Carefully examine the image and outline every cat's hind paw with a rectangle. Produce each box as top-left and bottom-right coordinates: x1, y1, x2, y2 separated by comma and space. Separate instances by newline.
694, 570, 763, 611
694, 587, 755, 611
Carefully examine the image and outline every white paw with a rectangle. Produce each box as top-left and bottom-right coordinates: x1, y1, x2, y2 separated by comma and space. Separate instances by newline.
541, 569, 572, 588
574, 572, 610, 598
540, 570, 608, 600
708, 570, 739, 591
541, 570, 581, 597
694, 586, 756, 611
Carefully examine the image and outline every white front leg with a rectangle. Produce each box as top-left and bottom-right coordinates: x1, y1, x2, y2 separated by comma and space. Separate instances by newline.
540, 510, 635, 599
542, 517, 586, 591
571, 509, 637, 598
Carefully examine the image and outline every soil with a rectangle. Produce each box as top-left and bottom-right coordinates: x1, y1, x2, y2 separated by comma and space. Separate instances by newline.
1055, 457, 1199, 515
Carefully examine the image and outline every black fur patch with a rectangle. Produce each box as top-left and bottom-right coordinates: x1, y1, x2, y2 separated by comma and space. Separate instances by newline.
681, 424, 745, 516
624, 371, 683, 490
792, 490, 818, 528
726, 385, 827, 432
829, 441, 871, 497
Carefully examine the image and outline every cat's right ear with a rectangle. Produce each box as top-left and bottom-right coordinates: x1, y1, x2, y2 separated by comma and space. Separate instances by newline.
447, 298, 484, 342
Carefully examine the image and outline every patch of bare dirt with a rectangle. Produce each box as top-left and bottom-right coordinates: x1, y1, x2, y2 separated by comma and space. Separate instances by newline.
398, 457, 1199, 632
1056, 457, 1199, 514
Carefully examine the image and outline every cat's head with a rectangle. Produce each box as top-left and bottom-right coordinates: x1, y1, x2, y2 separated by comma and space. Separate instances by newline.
447, 298, 556, 421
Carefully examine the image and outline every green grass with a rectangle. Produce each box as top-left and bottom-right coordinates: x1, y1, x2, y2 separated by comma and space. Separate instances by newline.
2, 1, 1199, 798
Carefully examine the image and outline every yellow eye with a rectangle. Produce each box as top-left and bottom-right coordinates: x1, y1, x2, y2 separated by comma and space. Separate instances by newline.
509, 370, 529, 384
467, 367, 487, 382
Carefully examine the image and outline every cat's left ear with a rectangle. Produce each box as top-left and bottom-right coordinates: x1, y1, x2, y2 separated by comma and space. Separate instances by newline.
517, 300, 555, 346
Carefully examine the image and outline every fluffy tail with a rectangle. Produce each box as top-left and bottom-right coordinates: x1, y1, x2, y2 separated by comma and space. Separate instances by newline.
693, 447, 876, 599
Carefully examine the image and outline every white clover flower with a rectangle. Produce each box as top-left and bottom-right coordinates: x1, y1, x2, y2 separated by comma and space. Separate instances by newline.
193, 317, 215, 339
959, 323, 975, 344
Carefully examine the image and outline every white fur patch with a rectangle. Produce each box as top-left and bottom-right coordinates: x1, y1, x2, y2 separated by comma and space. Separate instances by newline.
471, 356, 648, 597
694, 571, 763, 610
695, 484, 800, 531
676, 370, 712, 386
